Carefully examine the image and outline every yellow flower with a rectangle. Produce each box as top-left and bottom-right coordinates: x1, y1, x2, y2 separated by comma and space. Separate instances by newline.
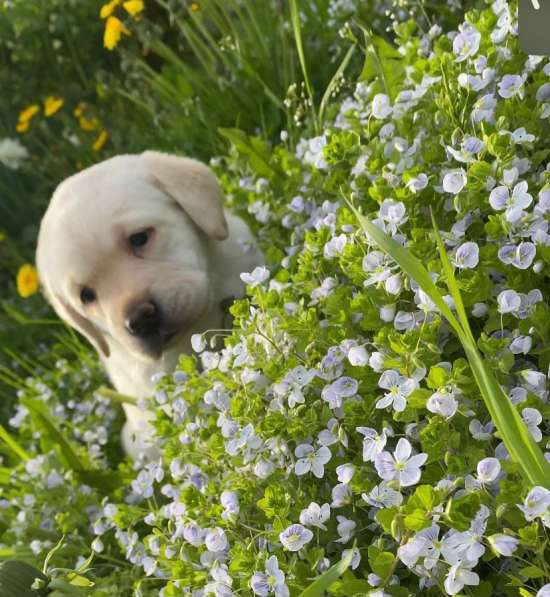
100, 0, 120, 18
191, 2, 200, 11
0, 232, 6, 242
123, 0, 144, 18
92, 130, 109, 151
19, 104, 40, 123
16, 104, 40, 133
103, 16, 130, 50
16, 121, 30, 134
16, 264, 39, 298
79, 115, 99, 131
44, 96, 64, 117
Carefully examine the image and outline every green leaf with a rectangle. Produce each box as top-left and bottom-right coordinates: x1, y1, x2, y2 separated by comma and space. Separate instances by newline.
519, 566, 545, 579
367, 546, 395, 580
21, 398, 88, 472
298, 543, 355, 597
349, 201, 550, 490
218, 128, 278, 179
358, 29, 404, 102
0, 424, 29, 462
0, 560, 48, 597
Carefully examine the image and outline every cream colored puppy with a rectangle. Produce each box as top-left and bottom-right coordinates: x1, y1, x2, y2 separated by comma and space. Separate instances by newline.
36, 151, 263, 458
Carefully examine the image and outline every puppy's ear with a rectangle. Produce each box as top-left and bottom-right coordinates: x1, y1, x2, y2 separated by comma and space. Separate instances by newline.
53, 294, 111, 358
142, 151, 229, 240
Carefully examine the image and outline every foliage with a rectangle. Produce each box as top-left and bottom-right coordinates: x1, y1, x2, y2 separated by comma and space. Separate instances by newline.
3, 0, 550, 596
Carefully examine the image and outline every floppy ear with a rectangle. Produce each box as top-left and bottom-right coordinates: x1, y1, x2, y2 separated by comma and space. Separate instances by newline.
53, 293, 111, 358
142, 150, 229, 240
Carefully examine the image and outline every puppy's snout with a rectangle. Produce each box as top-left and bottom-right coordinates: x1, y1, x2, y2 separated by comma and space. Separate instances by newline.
125, 300, 162, 339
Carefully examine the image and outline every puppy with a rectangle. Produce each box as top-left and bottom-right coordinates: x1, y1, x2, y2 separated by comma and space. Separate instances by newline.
36, 151, 263, 458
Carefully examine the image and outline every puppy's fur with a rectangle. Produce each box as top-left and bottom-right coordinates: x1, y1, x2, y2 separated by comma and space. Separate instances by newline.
36, 151, 263, 458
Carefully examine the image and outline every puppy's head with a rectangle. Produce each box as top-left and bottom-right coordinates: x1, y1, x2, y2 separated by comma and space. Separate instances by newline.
36, 151, 228, 363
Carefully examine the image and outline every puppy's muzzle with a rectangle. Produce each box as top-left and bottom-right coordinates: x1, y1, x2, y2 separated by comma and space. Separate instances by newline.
125, 300, 164, 350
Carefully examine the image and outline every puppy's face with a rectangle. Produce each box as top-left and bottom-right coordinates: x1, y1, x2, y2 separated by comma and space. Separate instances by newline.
36, 151, 228, 363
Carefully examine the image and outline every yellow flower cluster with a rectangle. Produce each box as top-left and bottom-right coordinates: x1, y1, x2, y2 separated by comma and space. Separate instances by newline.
16, 96, 64, 133
16, 264, 39, 298
100, 0, 144, 51
73, 103, 109, 152
16, 104, 39, 133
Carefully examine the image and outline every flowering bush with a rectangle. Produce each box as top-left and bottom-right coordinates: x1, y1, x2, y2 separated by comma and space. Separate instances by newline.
3, 1, 550, 596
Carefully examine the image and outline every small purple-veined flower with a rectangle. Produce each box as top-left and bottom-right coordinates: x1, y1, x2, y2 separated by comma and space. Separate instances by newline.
362, 483, 403, 508
375, 370, 418, 412
299, 502, 330, 530
205, 527, 228, 552
321, 376, 358, 409
453, 242, 479, 269
488, 534, 519, 556
279, 524, 313, 551
489, 181, 532, 222
498, 242, 536, 269
250, 556, 290, 597
498, 74, 525, 99
476, 457, 501, 483
347, 345, 369, 367
294, 444, 331, 478
453, 25, 481, 62
374, 438, 427, 487
357, 427, 388, 462
372, 94, 392, 119
518, 486, 550, 521
426, 389, 458, 419
336, 515, 356, 543
444, 561, 480, 595
240, 266, 270, 287
537, 585, 550, 597
522, 408, 543, 442
443, 169, 467, 194
497, 289, 521, 314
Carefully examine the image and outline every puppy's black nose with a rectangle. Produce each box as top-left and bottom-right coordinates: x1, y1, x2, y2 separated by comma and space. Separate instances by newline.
125, 301, 162, 338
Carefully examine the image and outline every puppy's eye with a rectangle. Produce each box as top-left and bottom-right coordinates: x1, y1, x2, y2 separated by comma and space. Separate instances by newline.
129, 230, 150, 248
80, 287, 96, 305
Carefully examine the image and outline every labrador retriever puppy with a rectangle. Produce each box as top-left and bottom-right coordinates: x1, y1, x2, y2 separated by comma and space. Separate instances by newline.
36, 151, 263, 459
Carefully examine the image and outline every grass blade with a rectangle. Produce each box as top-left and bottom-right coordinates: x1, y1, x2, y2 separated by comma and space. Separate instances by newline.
298, 544, 355, 597
349, 202, 550, 489
0, 425, 29, 462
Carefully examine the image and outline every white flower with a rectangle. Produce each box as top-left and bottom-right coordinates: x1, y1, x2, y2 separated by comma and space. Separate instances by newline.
294, 444, 331, 478
488, 534, 519, 556
372, 94, 392, 119
522, 407, 543, 442
406, 173, 428, 193
321, 376, 358, 409
426, 389, 458, 419
251, 556, 289, 597
240, 266, 270, 287
279, 524, 313, 551
336, 463, 355, 483
336, 515, 356, 543
498, 74, 525, 99
191, 333, 207, 353
362, 483, 403, 508
183, 523, 205, 547
498, 242, 536, 269
0, 138, 29, 170
91, 537, 104, 553
443, 169, 467, 194
205, 527, 228, 552
374, 438, 428, 487
378, 199, 408, 234
324, 234, 348, 259
537, 585, 550, 597
453, 242, 479, 269
273, 366, 316, 408
375, 370, 418, 412
444, 561, 480, 595
357, 427, 388, 462
347, 345, 369, 366
299, 502, 330, 530
453, 25, 481, 62
518, 486, 550, 521
489, 180, 532, 222
477, 457, 501, 483
497, 289, 521, 314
